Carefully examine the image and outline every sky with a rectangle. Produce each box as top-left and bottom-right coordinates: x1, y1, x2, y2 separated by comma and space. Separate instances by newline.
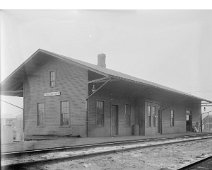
1, 10, 212, 117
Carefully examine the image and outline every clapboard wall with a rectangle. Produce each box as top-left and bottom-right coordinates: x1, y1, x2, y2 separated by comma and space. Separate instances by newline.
159, 102, 187, 134
87, 84, 136, 137
143, 100, 201, 136
23, 58, 88, 138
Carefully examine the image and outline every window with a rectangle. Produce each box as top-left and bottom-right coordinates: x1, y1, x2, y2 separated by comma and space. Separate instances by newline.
60, 101, 69, 126
96, 101, 104, 126
186, 110, 191, 121
148, 105, 151, 127
152, 106, 156, 127
125, 104, 131, 126
37, 103, 44, 126
50, 71, 56, 87
170, 109, 174, 127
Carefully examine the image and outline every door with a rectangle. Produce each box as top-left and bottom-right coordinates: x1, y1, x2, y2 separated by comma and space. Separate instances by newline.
186, 112, 192, 131
111, 105, 118, 136
158, 110, 162, 134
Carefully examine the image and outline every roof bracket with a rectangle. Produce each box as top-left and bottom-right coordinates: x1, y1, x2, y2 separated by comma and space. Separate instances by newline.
88, 76, 110, 84
87, 78, 111, 99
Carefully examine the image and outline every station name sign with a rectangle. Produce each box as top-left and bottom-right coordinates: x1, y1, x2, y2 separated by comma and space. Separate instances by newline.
44, 91, 61, 97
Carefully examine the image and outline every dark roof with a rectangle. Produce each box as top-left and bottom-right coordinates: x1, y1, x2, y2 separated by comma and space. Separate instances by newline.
1, 49, 212, 103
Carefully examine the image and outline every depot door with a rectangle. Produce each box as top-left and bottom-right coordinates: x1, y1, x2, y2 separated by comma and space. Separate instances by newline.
111, 105, 118, 136
158, 110, 162, 134
186, 111, 192, 132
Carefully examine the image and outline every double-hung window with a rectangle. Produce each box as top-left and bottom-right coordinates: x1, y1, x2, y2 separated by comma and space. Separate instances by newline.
96, 101, 104, 126
148, 105, 151, 127
152, 106, 156, 127
125, 104, 131, 126
60, 101, 69, 126
170, 109, 174, 127
37, 103, 44, 126
50, 71, 56, 87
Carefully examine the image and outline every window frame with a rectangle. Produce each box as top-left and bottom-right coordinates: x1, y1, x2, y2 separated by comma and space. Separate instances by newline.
125, 104, 131, 126
37, 103, 45, 126
60, 101, 70, 127
50, 71, 56, 87
147, 105, 151, 127
96, 100, 104, 127
170, 109, 174, 127
152, 106, 156, 127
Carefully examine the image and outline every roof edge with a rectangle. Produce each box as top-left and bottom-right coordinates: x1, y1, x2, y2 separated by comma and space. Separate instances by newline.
1, 49, 212, 103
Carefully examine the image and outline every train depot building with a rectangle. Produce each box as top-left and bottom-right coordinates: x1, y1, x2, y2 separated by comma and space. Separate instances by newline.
1, 49, 211, 139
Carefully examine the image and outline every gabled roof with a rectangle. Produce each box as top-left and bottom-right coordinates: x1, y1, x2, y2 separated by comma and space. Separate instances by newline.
1, 49, 212, 103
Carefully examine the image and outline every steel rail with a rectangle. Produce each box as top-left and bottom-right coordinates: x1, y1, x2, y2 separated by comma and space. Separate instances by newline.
178, 155, 212, 170
2, 133, 212, 158
2, 135, 212, 169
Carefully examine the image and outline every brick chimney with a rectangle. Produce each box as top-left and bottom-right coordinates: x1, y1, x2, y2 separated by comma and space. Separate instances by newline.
97, 53, 106, 68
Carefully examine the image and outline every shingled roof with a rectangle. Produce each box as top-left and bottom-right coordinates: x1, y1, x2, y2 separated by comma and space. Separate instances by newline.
1, 49, 211, 103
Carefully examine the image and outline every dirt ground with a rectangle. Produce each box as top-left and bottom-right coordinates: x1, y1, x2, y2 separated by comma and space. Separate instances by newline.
20, 139, 212, 170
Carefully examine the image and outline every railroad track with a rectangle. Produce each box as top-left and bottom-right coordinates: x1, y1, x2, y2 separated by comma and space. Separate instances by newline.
178, 155, 212, 170
2, 134, 212, 170
3, 133, 212, 158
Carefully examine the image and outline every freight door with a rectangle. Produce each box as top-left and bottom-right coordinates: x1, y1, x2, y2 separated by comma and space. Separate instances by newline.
111, 105, 118, 136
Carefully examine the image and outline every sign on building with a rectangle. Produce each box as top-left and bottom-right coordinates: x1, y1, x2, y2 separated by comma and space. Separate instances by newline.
44, 91, 61, 97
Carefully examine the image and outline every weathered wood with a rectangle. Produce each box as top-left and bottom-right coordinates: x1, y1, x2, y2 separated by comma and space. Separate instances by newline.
24, 58, 88, 138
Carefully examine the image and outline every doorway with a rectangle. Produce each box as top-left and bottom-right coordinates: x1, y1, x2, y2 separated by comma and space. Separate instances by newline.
158, 110, 162, 134
111, 105, 118, 136
186, 110, 192, 131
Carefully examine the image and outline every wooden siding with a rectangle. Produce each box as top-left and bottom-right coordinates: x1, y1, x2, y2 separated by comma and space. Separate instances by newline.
23, 58, 88, 138
88, 87, 136, 137
22, 57, 201, 138
160, 102, 187, 134
88, 86, 201, 137
143, 101, 187, 135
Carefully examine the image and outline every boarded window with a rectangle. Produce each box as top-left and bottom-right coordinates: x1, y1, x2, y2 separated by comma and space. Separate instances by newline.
96, 101, 104, 126
125, 104, 131, 126
152, 106, 156, 127
170, 109, 174, 126
50, 71, 56, 87
37, 103, 44, 126
148, 105, 151, 127
60, 101, 69, 126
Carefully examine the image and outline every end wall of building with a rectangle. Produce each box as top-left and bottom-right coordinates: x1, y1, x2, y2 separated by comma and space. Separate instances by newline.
23, 58, 88, 138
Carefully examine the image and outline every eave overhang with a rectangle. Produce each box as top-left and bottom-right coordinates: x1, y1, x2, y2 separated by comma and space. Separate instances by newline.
1, 49, 211, 104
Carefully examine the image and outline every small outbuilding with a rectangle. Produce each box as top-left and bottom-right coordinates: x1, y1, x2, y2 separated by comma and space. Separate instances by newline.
202, 114, 212, 132
1, 49, 211, 138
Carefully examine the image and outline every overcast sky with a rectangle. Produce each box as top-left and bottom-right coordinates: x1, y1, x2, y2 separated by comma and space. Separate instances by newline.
1, 10, 212, 117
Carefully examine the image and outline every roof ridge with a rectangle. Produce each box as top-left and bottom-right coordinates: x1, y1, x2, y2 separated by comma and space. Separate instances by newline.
1, 49, 212, 103
40, 49, 211, 103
